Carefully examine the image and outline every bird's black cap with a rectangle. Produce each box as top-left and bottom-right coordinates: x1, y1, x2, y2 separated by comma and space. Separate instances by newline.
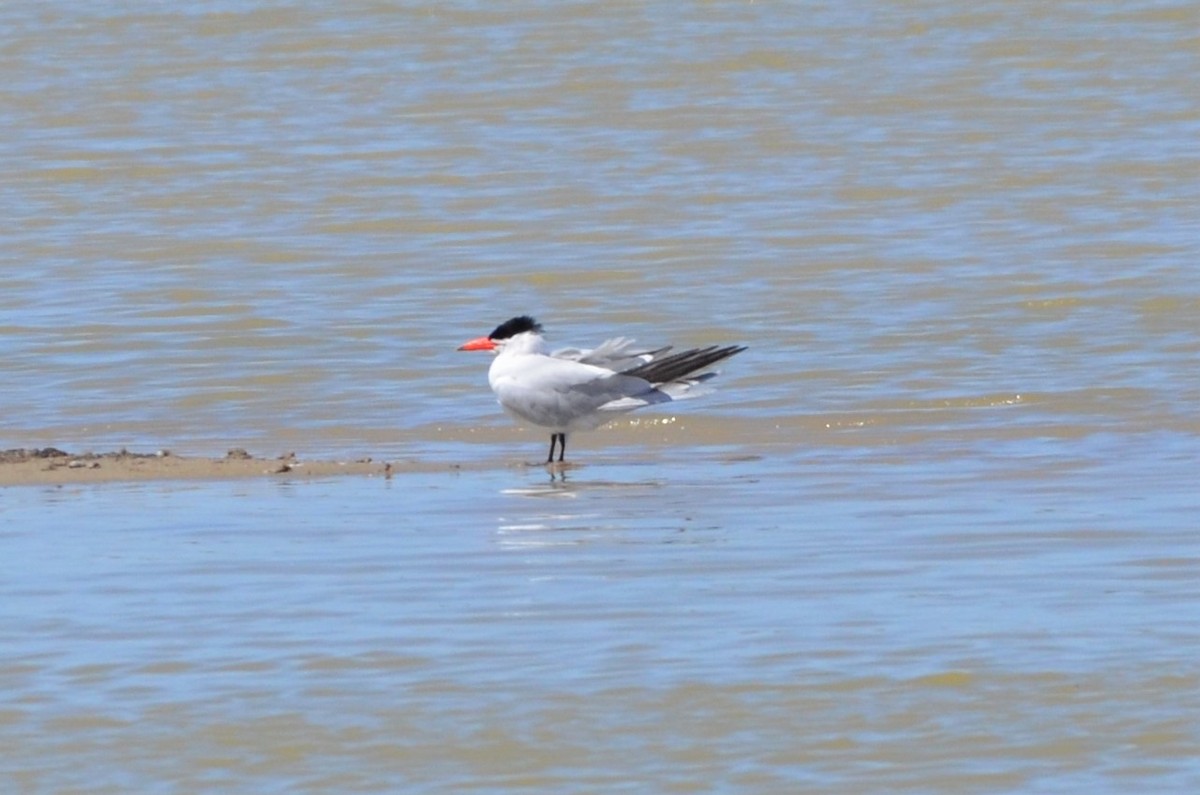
489, 315, 543, 340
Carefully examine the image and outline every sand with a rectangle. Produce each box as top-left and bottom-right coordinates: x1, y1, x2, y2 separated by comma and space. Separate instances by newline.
0, 447, 412, 487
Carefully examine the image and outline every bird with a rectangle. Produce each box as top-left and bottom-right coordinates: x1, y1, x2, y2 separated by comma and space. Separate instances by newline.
458, 315, 746, 464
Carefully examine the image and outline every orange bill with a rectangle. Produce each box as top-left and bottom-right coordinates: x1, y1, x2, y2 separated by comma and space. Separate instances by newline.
457, 336, 497, 351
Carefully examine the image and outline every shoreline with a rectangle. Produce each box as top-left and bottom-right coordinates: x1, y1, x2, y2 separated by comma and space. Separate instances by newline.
0, 447, 413, 487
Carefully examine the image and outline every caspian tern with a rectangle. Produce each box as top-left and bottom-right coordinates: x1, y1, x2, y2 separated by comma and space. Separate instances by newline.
458, 316, 746, 463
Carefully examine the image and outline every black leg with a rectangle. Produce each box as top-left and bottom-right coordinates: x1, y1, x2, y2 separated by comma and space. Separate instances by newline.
546, 433, 567, 464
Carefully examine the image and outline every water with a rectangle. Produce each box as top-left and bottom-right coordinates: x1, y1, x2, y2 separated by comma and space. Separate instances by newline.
3, 456, 1196, 792
3, 0, 1199, 791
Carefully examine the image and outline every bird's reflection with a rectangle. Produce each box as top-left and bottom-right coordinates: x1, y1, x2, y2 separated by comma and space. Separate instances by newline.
496, 471, 669, 548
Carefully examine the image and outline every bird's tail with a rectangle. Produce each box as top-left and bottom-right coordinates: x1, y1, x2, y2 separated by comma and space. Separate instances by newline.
652, 371, 720, 401
598, 344, 746, 410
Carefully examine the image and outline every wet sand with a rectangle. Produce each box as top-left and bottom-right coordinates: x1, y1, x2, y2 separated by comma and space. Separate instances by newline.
0, 447, 405, 486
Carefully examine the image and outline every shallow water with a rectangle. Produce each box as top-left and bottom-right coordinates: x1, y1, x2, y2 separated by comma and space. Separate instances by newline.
3, 0, 1199, 791
3, 452, 1197, 792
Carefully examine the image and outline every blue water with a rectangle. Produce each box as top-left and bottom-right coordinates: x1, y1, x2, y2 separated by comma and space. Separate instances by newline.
4, 435, 1198, 790
3, 0, 1199, 791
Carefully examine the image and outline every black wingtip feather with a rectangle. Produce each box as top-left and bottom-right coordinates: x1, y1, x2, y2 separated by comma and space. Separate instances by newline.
620, 344, 746, 384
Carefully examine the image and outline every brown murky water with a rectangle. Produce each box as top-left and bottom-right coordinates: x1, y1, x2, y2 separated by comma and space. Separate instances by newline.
2, 1, 1198, 791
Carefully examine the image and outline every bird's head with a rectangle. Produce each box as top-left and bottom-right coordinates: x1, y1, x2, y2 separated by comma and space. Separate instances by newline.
457, 315, 544, 353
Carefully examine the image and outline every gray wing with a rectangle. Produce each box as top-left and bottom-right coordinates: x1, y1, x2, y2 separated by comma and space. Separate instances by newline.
551, 337, 672, 372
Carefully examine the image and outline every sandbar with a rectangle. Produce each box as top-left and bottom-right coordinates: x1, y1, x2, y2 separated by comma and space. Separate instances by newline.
0, 447, 414, 487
